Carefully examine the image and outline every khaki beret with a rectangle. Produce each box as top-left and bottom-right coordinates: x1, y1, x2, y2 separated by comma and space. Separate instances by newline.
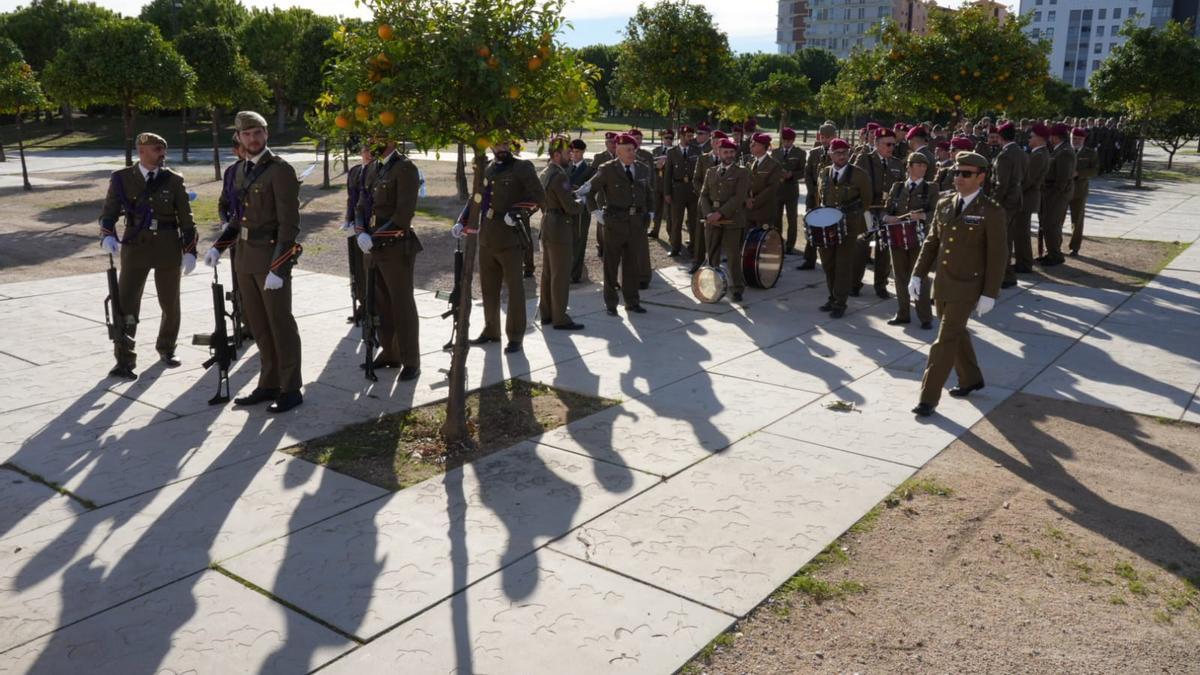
818, 123, 838, 137
234, 110, 268, 132
136, 132, 167, 148
954, 151, 989, 170
906, 152, 930, 166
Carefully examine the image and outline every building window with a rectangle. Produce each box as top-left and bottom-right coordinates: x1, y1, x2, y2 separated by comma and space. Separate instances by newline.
857, 7, 864, 19
1034, 10, 1041, 21
1092, 59, 1100, 70
1047, 10, 1055, 21
1097, 25, 1105, 36
1036, 0, 1042, 4
1046, 27, 1055, 37
1094, 42, 1102, 53
1110, 42, 1117, 51
1083, 9, 1092, 20
1065, 60, 1073, 69
1113, 8, 1121, 19
878, 6, 888, 17
1098, 8, 1107, 19
1030, 28, 1041, 38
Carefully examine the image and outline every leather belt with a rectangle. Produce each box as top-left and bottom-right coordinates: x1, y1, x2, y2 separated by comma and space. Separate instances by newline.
604, 206, 646, 215
240, 227, 277, 242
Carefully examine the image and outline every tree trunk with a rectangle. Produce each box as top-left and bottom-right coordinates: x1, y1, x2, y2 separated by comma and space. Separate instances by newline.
1166, 148, 1175, 170
455, 143, 468, 200
63, 102, 74, 133
17, 112, 32, 191
323, 137, 331, 189
441, 150, 487, 448
275, 91, 287, 132
342, 143, 348, 174
211, 107, 222, 181
180, 108, 190, 163
778, 110, 787, 132
122, 104, 135, 167
1135, 137, 1145, 188
0, 142, 6, 162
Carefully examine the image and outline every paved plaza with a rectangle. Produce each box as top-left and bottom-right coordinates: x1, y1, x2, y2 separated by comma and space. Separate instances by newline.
1, 161, 1198, 672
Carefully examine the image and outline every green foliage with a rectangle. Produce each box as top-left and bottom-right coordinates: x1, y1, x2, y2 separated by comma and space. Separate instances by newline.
42, 18, 194, 111
576, 43, 618, 112
139, 0, 248, 41
755, 71, 812, 124
1091, 20, 1200, 129
175, 26, 268, 112
0, 0, 117, 71
613, 0, 732, 120
793, 47, 840, 92
240, 7, 329, 122
0, 37, 48, 114
816, 47, 883, 123
322, 0, 595, 149
290, 14, 340, 115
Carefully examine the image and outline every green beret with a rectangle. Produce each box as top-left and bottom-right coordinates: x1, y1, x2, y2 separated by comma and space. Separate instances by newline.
234, 110, 268, 132
954, 151, 989, 170
906, 152, 930, 166
136, 132, 167, 148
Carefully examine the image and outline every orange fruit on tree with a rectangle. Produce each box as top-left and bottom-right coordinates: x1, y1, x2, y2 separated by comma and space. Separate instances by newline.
368, 70, 382, 83
538, 45, 549, 59
508, 86, 520, 99
476, 136, 492, 150
487, 55, 499, 69
378, 24, 394, 41
356, 90, 373, 106
953, 94, 962, 101
478, 45, 491, 58
527, 56, 542, 71
375, 53, 391, 69
379, 110, 396, 127
355, 106, 369, 121
334, 114, 351, 129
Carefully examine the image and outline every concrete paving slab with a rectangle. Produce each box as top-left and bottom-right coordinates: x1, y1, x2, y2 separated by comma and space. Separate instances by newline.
0, 350, 39, 373
0, 467, 89, 541
316, 549, 731, 675
707, 326, 922, 394
1166, 242, 1200, 272
885, 324, 1078, 391
1184, 395, 1200, 424
0, 455, 385, 653
0, 273, 110, 299
642, 280, 739, 315
980, 282, 1131, 338
550, 433, 914, 616
221, 442, 660, 640
103, 357, 260, 418
766, 369, 1015, 469
1022, 323, 1200, 419
533, 372, 820, 477
0, 354, 140, 414
0, 570, 356, 674
0, 390, 176, 463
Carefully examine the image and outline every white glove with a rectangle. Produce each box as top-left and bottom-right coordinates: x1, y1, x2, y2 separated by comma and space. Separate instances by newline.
340, 222, 357, 237
181, 253, 196, 276
976, 295, 995, 317
907, 276, 921, 298
451, 222, 465, 239
649, 212, 656, 223
417, 168, 428, 198
101, 236, 120, 255
264, 271, 284, 290
504, 213, 518, 227
356, 232, 374, 253
575, 180, 593, 198
204, 248, 221, 267
592, 210, 605, 226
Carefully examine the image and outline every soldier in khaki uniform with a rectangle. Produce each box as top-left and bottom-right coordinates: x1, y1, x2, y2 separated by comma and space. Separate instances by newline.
341, 140, 374, 323
800, 123, 837, 270
471, 141, 545, 352
699, 138, 752, 301
853, 127, 905, 298
648, 129, 673, 239
989, 121, 1026, 288
911, 152, 1008, 417
773, 127, 807, 255
746, 132, 783, 231
566, 139, 596, 282
1039, 123, 1076, 266
882, 152, 936, 329
815, 138, 873, 317
688, 130, 726, 273
662, 124, 700, 258
100, 132, 196, 380
629, 128, 656, 288
906, 125, 937, 169
1016, 123, 1051, 273
354, 137, 423, 380
695, 122, 712, 154
1068, 127, 1099, 256
538, 137, 584, 330
205, 111, 303, 412
588, 132, 618, 258
588, 133, 653, 315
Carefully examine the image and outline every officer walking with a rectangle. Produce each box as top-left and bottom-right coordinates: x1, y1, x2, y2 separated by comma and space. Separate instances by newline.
100, 132, 196, 380
910, 152, 1007, 418
204, 111, 304, 413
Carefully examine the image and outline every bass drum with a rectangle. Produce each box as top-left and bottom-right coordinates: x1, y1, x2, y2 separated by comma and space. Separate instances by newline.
691, 265, 729, 304
742, 227, 784, 289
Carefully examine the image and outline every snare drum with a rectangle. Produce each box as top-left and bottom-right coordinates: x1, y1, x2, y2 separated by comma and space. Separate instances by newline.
883, 219, 923, 250
691, 265, 729, 303
742, 227, 783, 289
804, 207, 847, 248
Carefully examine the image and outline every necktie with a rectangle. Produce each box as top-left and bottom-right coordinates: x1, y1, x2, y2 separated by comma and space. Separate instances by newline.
625, 165, 634, 182
908, 182, 916, 191
245, 160, 255, 177
719, 166, 726, 177
955, 197, 964, 216
146, 170, 155, 185
832, 170, 839, 186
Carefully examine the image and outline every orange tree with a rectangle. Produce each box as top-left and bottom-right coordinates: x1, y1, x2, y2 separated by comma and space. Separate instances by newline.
869, 7, 1048, 123
323, 0, 596, 447
0, 38, 48, 190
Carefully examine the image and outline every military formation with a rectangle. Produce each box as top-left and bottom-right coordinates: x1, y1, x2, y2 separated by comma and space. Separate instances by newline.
100, 110, 1125, 420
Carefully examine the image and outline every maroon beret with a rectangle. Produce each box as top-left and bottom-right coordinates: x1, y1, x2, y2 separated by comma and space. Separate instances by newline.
628, 128, 644, 138
679, 125, 694, 134
935, 141, 951, 151
893, 122, 907, 131
950, 136, 975, 151
615, 133, 637, 146
875, 127, 896, 139
745, 119, 758, 131
1030, 122, 1051, 139
1072, 126, 1088, 138
716, 138, 738, 150
696, 122, 711, 133
751, 132, 772, 146
1050, 122, 1071, 138
662, 128, 675, 138
866, 122, 880, 131
711, 130, 729, 140
905, 125, 928, 140
829, 138, 851, 151
603, 131, 618, 141
997, 121, 1015, 134
781, 127, 796, 140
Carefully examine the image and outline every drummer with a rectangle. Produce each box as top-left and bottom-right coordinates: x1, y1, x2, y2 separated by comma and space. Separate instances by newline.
814, 138, 873, 318
882, 152, 936, 329
698, 137, 751, 302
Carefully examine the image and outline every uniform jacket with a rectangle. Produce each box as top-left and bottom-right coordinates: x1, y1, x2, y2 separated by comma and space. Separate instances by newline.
885, 178, 938, 220
539, 161, 581, 245
1022, 147, 1050, 215
699, 161, 751, 229
214, 150, 301, 276
1044, 142, 1077, 203
101, 164, 196, 254
816, 163, 873, 236
853, 151, 906, 209
480, 157, 545, 250
804, 145, 832, 206
1073, 145, 1099, 194
663, 142, 700, 193
589, 158, 654, 224
356, 151, 423, 255
746, 154, 784, 223
990, 142, 1025, 215
914, 192, 1007, 302
772, 144, 807, 189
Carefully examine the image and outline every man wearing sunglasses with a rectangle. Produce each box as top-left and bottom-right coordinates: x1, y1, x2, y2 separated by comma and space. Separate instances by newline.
853, 126, 906, 299
910, 152, 1008, 418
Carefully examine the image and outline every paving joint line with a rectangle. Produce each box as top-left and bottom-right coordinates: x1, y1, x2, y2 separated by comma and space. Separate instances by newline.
209, 565, 366, 645
0, 462, 98, 510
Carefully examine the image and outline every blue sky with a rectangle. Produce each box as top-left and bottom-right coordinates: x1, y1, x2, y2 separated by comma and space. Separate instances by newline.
0, 0, 1015, 54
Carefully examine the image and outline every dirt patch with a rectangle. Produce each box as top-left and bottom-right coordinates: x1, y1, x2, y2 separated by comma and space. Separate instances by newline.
282, 379, 615, 491
1019, 236, 1187, 291
685, 394, 1200, 674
